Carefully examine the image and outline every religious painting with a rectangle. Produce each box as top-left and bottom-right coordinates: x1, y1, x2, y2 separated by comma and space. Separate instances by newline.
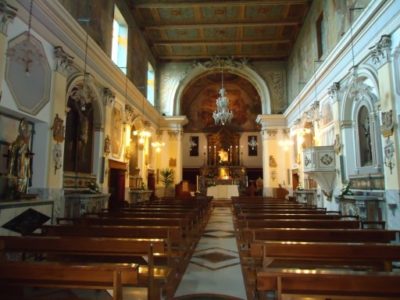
248, 136, 258, 156
189, 136, 199, 156
111, 105, 123, 158
63, 96, 93, 173
182, 73, 261, 132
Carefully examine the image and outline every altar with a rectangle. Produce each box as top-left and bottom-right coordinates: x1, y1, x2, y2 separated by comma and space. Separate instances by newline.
206, 184, 239, 199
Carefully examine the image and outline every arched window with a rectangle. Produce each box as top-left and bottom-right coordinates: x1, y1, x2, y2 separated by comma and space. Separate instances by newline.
357, 105, 373, 167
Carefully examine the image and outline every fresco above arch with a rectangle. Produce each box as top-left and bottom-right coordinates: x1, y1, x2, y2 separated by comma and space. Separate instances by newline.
181, 72, 261, 132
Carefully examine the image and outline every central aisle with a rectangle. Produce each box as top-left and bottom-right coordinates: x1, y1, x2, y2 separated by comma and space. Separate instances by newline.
174, 202, 246, 300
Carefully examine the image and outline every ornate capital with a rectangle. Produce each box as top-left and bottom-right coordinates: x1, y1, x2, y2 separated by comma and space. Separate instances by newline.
370, 34, 392, 68
103, 87, 115, 107
304, 101, 320, 122
124, 104, 137, 124
167, 130, 182, 140
328, 82, 340, 101
0, 1, 17, 35
54, 46, 73, 74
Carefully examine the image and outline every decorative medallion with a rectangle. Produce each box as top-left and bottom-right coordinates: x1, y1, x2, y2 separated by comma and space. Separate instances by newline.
320, 154, 333, 166
381, 110, 394, 137
269, 155, 277, 168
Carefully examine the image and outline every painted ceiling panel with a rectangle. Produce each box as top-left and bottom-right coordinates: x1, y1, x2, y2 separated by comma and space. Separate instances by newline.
129, 1, 312, 61
200, 6, 240, 21
207, 45, 237, 56
165, 28, 200, 40
243, 27, 277, 39
245, 5, 284, 19
203, 28, 237, 40
171, 45, 204, 55
158, 7, 195, 22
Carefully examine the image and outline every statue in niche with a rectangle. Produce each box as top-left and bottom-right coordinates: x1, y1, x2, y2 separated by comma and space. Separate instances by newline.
7, 119, 32, 194
358, 106, 373, 166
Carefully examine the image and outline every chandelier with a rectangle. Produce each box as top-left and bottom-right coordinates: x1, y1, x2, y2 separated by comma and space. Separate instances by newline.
213, 68, 233, 126
248, 136, 258, 150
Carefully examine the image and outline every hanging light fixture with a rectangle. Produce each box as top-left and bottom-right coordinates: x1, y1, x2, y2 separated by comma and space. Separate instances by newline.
69, 19, 91, 111
213, 67, 233, 126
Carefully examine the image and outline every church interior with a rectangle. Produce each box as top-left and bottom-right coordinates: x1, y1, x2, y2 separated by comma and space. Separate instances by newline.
0, 0, 400, 299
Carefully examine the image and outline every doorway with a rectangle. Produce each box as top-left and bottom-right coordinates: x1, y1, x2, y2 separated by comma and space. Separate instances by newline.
108, 160, 127, 211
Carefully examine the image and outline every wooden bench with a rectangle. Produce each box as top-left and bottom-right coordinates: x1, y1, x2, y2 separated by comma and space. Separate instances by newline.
257, 268, 400, 300
236, 213, 345, 220
240, 228, 398, 244
238, 219, 360, 229
1, 235, 168, 299
250, 241, 400, 271
0, 261, 139, 300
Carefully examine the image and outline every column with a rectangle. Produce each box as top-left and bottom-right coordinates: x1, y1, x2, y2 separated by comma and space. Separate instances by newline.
370, 35, 400, 229
256, 115, 287, 197
0, 1, 17, 97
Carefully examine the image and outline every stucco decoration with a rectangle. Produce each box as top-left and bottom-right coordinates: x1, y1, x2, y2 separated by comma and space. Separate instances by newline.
320, 101, 333, 127
6, 32, 51, 115
265, 71, 286, 114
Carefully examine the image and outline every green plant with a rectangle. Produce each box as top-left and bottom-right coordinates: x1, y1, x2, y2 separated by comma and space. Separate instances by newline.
160, 168, 174, 189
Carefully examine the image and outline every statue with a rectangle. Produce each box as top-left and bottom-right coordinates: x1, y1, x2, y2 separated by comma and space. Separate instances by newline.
8, 119, 32, 194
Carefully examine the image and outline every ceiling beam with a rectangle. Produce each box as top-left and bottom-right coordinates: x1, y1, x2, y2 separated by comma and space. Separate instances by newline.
153, 39, 291, 46
132, 0, 310, 9
145, 20, 301, 30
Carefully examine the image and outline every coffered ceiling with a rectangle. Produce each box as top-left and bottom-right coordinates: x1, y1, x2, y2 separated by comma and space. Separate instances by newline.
128, 0, 312, 62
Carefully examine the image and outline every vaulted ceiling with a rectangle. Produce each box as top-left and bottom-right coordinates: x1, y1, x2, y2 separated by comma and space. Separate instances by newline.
128, 0, 312, 62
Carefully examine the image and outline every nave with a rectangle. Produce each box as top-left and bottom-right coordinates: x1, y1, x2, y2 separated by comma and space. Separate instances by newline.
1, 195, 400, 300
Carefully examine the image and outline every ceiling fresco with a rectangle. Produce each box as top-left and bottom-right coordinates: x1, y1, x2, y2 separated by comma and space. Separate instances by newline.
128, 0, 312, 61
181, 73, 261, 132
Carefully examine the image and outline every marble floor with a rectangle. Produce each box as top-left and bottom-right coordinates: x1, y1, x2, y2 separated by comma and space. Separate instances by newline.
174, 202, 247, 300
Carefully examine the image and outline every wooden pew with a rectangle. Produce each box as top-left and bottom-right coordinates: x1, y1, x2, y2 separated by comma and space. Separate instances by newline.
235, 208, 328, 215
250, 241, 400, 271
238, 219, 360, 229
58, 217, 194, 237
257, 268, 400, 300
0, 261, 139, 300
236, 213, 345, 220
241, 228, 398, 244
0, 235, 168, 299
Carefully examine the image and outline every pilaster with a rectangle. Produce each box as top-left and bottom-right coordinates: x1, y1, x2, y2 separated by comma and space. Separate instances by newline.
370, 35, 400, 229
46, 46, 73, 189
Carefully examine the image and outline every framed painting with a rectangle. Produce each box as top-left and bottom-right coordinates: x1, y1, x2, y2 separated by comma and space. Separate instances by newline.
189, 136, 199, 156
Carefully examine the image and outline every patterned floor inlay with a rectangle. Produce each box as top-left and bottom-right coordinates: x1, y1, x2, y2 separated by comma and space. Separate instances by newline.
191, 247, 239, 270
174, 202, 246, 299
